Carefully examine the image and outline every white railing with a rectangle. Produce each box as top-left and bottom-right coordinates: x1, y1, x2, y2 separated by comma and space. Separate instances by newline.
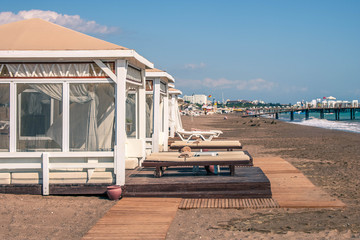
0, 151, 114, 195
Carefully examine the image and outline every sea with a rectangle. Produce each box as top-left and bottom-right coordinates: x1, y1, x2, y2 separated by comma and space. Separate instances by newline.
276, 111, 360, 134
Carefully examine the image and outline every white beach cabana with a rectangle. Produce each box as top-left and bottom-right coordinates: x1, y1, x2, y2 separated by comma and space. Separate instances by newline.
145, 69, 174, 153
0, 19, 153, 194
168, 87, 183, 138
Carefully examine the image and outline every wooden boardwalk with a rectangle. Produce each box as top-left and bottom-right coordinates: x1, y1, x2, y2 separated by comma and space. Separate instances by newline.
82, 156, 345, 240
254, 157, 345, 208
83, 198, 181, 240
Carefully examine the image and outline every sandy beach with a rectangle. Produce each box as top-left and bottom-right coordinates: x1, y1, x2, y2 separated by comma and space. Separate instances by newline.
167, 114, 360, 239
1, 113, 360, 239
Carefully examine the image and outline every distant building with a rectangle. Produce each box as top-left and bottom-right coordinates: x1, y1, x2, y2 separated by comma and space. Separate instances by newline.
183, 94, 207, 105
252, 100, 265, 105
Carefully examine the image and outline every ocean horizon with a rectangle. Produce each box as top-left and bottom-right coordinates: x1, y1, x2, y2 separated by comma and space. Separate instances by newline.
276, 112, 360, 134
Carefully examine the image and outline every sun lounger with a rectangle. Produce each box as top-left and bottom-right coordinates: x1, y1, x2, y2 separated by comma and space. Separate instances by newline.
170, 140, 242, 151
142, 151, 253, 177
175, 129, 223, 142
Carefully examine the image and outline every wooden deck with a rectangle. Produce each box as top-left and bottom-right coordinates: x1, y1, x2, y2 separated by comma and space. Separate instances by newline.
82, 197, 181, 240
123, 166, 271, 198
254, 157, 345, 208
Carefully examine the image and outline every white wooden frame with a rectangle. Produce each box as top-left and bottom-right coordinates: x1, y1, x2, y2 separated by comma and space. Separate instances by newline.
152, 78, 161, 153
0, 58, 148, 193
147, 77, 171, 153
163, 85, 169, 151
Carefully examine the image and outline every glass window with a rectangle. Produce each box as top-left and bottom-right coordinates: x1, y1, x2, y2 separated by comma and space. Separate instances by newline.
70, 83, 115, 151
126, 92, 137, 138
146, 94, 153, 138
0, 84, 9, 151
160, 81, 167, 93
17, 84, 62, 151
146, 80, 153, 91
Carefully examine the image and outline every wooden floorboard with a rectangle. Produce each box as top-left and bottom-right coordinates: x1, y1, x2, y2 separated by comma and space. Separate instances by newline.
179, 198, 279, 209
82, 197, 181, 240
254, 157, 345, 208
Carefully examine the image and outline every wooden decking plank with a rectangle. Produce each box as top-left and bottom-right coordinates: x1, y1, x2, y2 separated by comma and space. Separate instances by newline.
254, 157, 345, 208
82, 197, 180, 240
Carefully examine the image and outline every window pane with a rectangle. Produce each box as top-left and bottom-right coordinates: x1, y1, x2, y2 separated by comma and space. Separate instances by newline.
0, 84, 9, 151
126, 93, 137, 138
70, 83, 115, 151
146, 94, 153, 138
17, 84, 62, 151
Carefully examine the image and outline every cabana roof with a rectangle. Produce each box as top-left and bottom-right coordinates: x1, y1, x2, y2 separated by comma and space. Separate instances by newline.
169, 87, 182, 95
0, 18, 127, 51
0, 18, 153, 68
146, 68, 175, 83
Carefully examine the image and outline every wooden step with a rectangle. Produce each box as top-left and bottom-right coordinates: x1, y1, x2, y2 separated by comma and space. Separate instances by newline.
123, 190, 272, 198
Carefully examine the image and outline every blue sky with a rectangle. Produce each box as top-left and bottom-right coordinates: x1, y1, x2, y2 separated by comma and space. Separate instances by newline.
2, 0, 360, 103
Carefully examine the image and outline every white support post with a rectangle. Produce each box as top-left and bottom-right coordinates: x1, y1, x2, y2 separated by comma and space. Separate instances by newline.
42, 153, 49, 195
87, 158, 98, 181
115, 60, 127, 186
93, 60, 117, 83
152, 78, 160, 153
62, 82, 69, 152
138, 69, 146, 160
163, 87, 169, 151
9, 82, 16, 152
170, 94, 176, 138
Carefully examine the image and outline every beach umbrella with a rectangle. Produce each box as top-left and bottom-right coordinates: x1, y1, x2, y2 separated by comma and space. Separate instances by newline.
327, 96, 336, 100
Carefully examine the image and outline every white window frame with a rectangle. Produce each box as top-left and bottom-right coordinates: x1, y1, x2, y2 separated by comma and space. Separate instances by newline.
0, 77, 116, 153
126, 88, 138, 139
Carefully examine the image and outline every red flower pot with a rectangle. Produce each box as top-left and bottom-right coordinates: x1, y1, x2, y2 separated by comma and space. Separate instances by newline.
107, 185, 122, 200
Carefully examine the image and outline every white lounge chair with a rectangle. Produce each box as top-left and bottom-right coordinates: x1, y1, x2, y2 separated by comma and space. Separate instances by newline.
175, 129, 223, 142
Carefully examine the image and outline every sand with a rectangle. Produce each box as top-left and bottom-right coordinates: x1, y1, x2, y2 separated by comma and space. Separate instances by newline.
1, 113, 360, 239
166, 114, 360, 239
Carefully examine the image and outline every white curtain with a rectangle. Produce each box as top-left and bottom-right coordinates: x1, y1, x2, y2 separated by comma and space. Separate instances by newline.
174, 98, 183, 131
126, 93, 136, 137
146, 95, 153, 138
30, 84, 115, 151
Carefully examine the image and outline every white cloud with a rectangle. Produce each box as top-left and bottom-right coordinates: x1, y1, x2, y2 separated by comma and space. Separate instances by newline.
184, 62, 206, 69
203, 78, 234, 88
0, 10, 118, 34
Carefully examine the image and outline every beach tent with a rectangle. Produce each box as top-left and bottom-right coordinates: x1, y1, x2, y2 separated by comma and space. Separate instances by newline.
168, 87, 183, 138
0, 19, 153, 194
145, 69, 175, 153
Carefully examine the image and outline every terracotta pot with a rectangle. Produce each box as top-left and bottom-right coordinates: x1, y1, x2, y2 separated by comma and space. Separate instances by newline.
107, 185, 122, 200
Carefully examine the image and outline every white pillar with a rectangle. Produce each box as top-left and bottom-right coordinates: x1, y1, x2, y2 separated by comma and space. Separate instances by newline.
115, 60, 127, 186
138, 69, 146, 159
9, 82, 16, 152
170, 94, 176, 138
42, 153, 49, 195
62, 82, 69, 152
152, 78, 160, 153
163, 88, 169, 151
